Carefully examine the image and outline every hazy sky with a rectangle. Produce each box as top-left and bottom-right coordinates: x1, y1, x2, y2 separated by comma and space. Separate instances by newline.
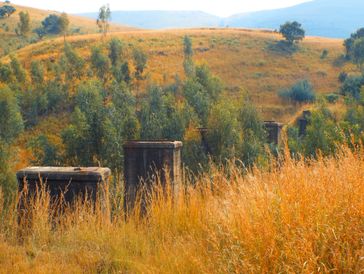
11, 0, 312, 17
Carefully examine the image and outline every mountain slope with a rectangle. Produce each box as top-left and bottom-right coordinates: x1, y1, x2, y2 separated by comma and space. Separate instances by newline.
226, 0, 364, 38
80, 10, 221, 29
80, 0, 364, 38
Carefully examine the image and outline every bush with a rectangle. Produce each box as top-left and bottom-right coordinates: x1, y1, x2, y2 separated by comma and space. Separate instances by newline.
279, 80, 316, 103
325, 93, 340, 104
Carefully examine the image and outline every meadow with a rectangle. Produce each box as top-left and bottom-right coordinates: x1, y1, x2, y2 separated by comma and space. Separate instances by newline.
0, 145, 363, 273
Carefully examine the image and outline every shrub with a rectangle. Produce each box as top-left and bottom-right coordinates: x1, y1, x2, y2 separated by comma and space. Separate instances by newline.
279, 80, 316, 103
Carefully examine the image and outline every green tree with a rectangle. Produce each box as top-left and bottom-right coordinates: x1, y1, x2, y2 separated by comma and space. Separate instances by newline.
0, 5, 16, 18
91, 46, 111, 82
279, 21, 305, 45
30, 60, 44, 85
97, 4, 111, 37
10, 55, 26, 83
59, 12, 70, 41
28, 135, 61, 166
207, 100, 242, 162
133, 48, 147, 80
183, 64, 222, 126
17, 11, 30, 37
352, 37, 364, 69
183, 35, 195, 77
0, 63, 13, 83
344, 28, 364, 59
0, 86, 24, 143
61, 43, 85, 81
303, 107, 343, 157
108, 38, 124, 67
112, 61, 131, 84
0, 141, 17, 206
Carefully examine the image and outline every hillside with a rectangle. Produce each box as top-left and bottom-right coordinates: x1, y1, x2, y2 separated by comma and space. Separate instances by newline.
225, 0, 364, 38
6, 28, 354, 122
80, 0, 364, 38
0, 2, 137, 56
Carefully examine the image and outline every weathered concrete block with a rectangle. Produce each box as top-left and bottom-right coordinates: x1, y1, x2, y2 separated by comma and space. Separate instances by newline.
264, 121, 283, 146
298, 110, 312, 137
123, 141, 182, 212
16, 167, 111, 206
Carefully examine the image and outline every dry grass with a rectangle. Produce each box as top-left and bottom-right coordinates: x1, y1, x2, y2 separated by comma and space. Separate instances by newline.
0, 146, 363, 273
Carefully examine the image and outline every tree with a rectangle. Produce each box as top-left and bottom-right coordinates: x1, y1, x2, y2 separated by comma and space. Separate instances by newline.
108, 38, 124, 67
0, 86, 24, 143
97, 4, 111, 37
0, 5, 16, 18
91, 46, 111, 82
183, 35, 195, 77
279, 21, 305, 45
17, 11, 30, 37
10, 55, 26, 83
352, 37, 364, 69
0, 63, 13, 83
133, 48, 147, 80
40, 14, 66, 35
344, 28, 364, 59
59, 12, 70, 41
30, 60, 44, 85
61, 42, 85, 80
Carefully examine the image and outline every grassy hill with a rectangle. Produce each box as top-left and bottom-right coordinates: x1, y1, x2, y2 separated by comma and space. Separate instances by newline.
5, 28, 355, 122
0, 1, 137, 56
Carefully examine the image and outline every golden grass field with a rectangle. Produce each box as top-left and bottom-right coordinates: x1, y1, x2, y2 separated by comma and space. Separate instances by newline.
0, 145, 363, 273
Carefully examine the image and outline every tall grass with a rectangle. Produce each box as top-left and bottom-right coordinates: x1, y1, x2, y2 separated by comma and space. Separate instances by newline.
0, 146, 363, 273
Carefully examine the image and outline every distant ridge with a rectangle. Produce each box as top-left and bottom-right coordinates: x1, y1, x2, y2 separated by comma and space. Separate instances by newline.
80, 0, 364, 38
80, 10, 221, 29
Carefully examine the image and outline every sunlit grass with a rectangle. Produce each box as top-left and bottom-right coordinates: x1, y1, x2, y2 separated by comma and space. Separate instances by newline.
0, 145, 363, 273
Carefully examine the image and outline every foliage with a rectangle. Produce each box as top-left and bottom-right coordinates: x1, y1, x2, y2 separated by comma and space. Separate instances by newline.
183, 64, 222, 126
90, 46, 110, 82
0, 86, 24, 143
340, 74, 364, 99
352, 37, 364, 69
279, 79, 316, 103
0, 5, 15, 18
344, 28, 364, 59
61, 43, 85, 81
303, 107, 343, 157
133, 48, 147, 80
59, 13, 70, 39
97, 4, 111, 36
183, 35, 195, 77
17, 11, 30, 37
0, 141, 17, 206
325, 93, 339, 104
279, 21, 305, 45
30, 60, 44, 85
10, 55, 26, 84
28, 135, 61, 166
108, 38, 124, 67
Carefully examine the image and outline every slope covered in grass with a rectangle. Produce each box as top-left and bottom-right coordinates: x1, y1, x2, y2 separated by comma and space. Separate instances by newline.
0, 146, 363, 273
5, 28, 356, 122
0, 1, 137, 56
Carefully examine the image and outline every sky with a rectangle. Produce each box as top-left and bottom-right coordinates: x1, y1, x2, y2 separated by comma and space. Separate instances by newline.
10, 0, 312, 17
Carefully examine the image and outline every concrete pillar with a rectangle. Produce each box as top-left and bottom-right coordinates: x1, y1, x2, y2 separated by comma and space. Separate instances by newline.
123, 141, 182, 213
16, 167, 111, 206
264, 121, 283, 146
298, 110, 312, 137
